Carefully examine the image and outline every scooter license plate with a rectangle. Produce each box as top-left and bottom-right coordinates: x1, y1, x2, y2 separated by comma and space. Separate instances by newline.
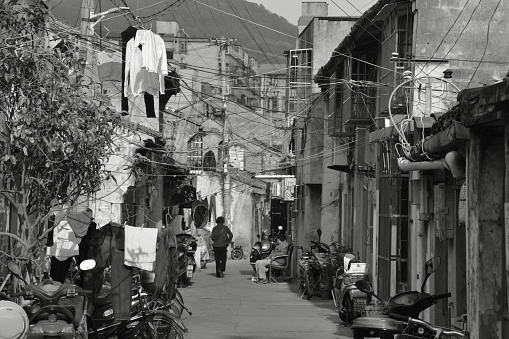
187, 265, 193, 278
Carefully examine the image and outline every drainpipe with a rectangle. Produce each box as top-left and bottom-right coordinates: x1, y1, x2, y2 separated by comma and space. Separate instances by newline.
443, 151, 466, 180
398, 151, 466, 179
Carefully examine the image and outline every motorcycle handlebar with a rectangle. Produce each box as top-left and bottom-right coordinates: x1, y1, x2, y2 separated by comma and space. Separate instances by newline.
77, 288, 93, 296
10, 291, 26, 298
433, 292, 451, 301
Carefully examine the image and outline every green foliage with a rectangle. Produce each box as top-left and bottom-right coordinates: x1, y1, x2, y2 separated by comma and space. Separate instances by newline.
0, 0, 123, 254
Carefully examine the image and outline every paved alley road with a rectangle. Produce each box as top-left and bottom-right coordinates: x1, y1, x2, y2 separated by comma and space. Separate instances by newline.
177, 259, 353, 339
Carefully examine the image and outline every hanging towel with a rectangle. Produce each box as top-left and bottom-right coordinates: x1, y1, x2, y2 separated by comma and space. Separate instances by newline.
46, 219, 81, 260
124, 225, 158, 271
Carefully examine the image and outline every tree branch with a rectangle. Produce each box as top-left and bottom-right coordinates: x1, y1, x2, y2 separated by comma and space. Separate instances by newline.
0, 232, 29, 249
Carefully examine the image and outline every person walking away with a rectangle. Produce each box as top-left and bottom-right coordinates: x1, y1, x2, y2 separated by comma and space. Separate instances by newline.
255, 234, 288, 283
194, 230, 210, 270
210, 216, 233, 278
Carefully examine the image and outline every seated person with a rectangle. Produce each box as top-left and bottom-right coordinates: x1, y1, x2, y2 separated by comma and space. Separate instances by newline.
255, 234, 288, 283
250, 242, 262, 281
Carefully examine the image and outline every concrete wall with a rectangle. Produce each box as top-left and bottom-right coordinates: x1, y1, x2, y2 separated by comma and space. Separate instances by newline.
311, 19, 356, 94
302, 99, 324, 185
467, 127, 505, 339
415, 0, 509, 89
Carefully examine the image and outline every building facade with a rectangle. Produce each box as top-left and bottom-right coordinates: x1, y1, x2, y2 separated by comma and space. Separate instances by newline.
306, 0, 509, 336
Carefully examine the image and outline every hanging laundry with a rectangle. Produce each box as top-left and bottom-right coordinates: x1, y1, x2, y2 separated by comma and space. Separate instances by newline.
123, 29, 167, 118
83, 222, 132, 320
124, 225, 158, 271
121, 26, 138, 113
67, 208, 93, 238
96, 51, 122, 82
46, 219, 81, 260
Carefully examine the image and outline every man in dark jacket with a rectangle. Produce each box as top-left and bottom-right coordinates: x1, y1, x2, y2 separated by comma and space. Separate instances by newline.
210, 216, 233, 278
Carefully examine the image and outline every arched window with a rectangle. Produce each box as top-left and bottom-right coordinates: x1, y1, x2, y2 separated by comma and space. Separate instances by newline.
203, 150, 216, 171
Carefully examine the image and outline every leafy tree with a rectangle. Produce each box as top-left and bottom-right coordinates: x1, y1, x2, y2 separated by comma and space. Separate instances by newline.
0, 0, 123, 270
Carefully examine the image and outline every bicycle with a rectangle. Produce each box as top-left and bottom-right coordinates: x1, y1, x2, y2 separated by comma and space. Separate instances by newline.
230, 241, 243, 260
86, 268, 187, 339
389, 313, 469, 338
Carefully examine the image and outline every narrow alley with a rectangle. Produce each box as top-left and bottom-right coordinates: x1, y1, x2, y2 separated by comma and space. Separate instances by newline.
178, 259, 352, 339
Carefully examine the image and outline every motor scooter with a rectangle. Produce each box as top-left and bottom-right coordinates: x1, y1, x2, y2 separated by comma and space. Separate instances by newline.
176, 233, 197, 286
351, 256, 451, 339
333, 253, 370, 322
0, 259, 94, 339
299, 229, 333, 300
87, 264, 187, 339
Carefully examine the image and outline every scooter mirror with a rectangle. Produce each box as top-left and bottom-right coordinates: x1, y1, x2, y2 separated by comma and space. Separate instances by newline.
278, 225, 283, 231
355, 280, 372, 294
317, 229, 322, 236
421, 256, 441, 292
79, 259, 96, 271
7, 260, 21, 276
425, 256, 441, 275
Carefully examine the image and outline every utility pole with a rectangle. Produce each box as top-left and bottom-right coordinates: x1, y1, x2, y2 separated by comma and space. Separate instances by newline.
210, 37, 235, 228
80, 2, 129, 98
80, 0, 95, 96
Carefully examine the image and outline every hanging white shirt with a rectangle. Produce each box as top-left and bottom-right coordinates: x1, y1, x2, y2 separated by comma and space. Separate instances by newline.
124, 30, 167, 97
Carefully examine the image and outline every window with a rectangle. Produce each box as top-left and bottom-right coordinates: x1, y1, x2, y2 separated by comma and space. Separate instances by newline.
271, 97, 278, 111
289, 101, 296, 113
187, 133, 203, 171
180, 41, 187, 53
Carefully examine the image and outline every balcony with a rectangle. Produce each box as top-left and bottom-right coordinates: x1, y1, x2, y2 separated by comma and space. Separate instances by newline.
343, 89, 375, 126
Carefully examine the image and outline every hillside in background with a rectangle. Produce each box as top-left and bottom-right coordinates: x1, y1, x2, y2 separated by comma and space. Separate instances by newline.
50, 0, 298, 64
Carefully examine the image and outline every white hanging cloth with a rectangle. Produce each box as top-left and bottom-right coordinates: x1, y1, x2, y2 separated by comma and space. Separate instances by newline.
124, 225, 158, 271
124, 29, 168, 97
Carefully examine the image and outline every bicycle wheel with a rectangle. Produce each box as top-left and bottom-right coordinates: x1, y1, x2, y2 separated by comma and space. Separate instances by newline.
130, 311, 185, 339
231, 249, 243, 260
306, 274, 314, 300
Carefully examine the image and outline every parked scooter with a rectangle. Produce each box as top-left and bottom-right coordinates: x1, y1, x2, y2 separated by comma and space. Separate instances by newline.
299, 229, 333, 300
333, 253, 370, 322
87, 264, 187, 339
176, 233, 197, 286
0, 259, 94, 339
351, 257, 451, 339
388, 313, 469, 338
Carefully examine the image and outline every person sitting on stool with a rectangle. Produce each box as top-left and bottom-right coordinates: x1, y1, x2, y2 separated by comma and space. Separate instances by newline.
255, 234, 288, 283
